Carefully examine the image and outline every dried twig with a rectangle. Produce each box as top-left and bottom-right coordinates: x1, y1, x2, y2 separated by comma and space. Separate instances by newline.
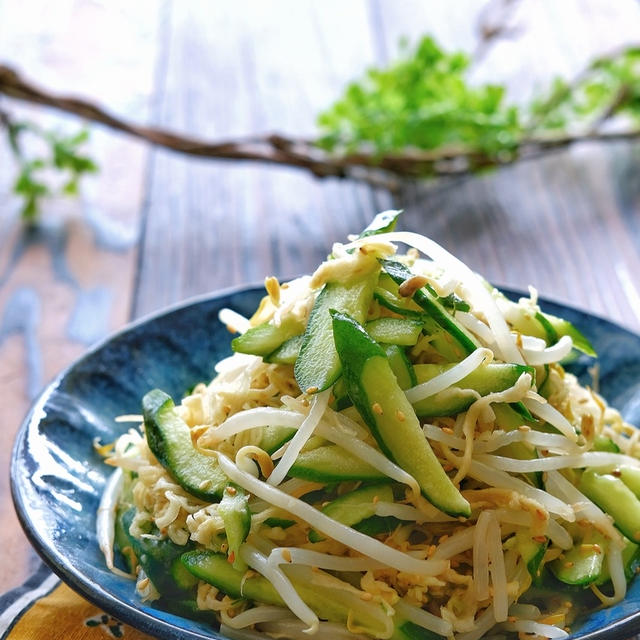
1, 62, 639, 190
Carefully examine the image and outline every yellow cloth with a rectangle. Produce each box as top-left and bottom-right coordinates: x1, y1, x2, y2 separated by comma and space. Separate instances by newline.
7, 583, 155, 640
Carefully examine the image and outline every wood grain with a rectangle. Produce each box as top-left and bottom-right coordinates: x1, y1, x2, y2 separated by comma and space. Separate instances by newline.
132, 0, 393, 318
0, 0, 163, 592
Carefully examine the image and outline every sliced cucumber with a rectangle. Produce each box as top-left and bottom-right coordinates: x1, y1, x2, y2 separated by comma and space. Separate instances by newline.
143, 389, 228, 501
232, 316, 305, 357
384, 344, 417, 390
366, 317, 424, 346
332, 311, 470, 517
218, 486, 251, 570
381, 260, 478, 357
579, 469, 640, 541
550, 526, 606, 587
265, 334, 303, 364
514, 530, 548, 579
182, 550, 283, 604
294, 266, 379, 393
288, 444, 386, 483
259, 425, 296, 455
620, 466, 640, 498
309, 484, 394, 542
184, 550, 394, 638
410, 363, 534, 418
120, 508, 197, 597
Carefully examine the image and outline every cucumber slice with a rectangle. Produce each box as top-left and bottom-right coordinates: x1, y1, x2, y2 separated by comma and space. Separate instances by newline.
218, 486, 251, 570
579, 469, 640, 541
183, 551, 394, 637
294, 267, 379, 393
182, 550, 283, 604
143, 389, 229, 501
309, 484, 394, 542
381, 260, 479, 357
120, 508, 197, 597
232, 316, 305, 357
288, 444, 386, 483
620, 466, 640, 498
596, 536, 640, 585
514, 530, 548, 579
366, 317, 424, 346
332, 311, 470, 517
259, 425, 296, 455
384, 344, 417, 390
265, 334, 303, 364
410, 363, 534, 418
550, 527, 606, 587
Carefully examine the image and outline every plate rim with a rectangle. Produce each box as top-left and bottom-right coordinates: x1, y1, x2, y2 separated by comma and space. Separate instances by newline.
10, 283, 640, 640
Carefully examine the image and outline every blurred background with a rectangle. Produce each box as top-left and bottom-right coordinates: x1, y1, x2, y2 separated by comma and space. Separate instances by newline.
2, 0, 640, 593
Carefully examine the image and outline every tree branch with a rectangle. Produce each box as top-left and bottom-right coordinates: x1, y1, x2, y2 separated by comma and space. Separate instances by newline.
1, 63, 639, 189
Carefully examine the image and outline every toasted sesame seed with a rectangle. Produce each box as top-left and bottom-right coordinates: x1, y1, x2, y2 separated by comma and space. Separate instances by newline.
518, 425, 531, 432
228, 551, 236, 564
225, 486, 237, 495
372, 495, 380, 505
306, 386, 319, 395
564, 561, 574, 568
396, 409, 406, 422
281, 549, 292, 563
360, 592, 373, 601
372, 402, 383, 415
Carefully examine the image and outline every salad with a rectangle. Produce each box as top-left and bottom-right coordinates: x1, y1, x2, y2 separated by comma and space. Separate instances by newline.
99, 211, 640, 640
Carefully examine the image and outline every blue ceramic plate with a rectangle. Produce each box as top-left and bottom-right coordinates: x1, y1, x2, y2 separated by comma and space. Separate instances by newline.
10, 285, 640, 640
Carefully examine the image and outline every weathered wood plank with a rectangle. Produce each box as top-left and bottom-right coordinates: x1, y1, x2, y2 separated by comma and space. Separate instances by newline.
133, 0, 393, 318
374, 0, 640, 330
0, 0, 163, 591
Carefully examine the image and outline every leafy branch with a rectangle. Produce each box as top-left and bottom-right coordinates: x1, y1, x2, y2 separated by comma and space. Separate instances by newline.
2, 34, 640, 221
0, 107, 97, 221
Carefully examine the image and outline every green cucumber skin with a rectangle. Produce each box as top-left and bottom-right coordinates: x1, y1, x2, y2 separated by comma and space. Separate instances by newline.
332, 311, 470, 517
294, 268, 379, 393
411, 363, 534, 417
259, 425, 296, 455
309, 483, 393, 542
366, 317, 424, 346
550, 545, 604, 586
579, 470, 640, 541
619, 465, 640, 498
288, 445, 386, 483
232, 317, 304, 357
143, 389, 228, 502
218, 488, 251, 569
384, 344, 417, 390
184, 551, 391, 636
182, 550, 284, 604
265, 334, 303, 364
380, 259, 478, 356
120, 508, 196, 597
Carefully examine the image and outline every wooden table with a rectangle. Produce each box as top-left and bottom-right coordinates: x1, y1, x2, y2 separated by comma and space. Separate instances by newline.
2, 0, 640, 595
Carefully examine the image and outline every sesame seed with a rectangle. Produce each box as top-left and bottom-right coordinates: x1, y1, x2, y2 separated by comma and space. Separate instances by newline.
225, 486, 237, 495
228, 551, 236, 564
306, 386, 319, 395
372, 495, 380, 505
360, 592, 373, 601
396, 410, 406, 422
518, 425, 531, 432
564, 561, 574, 568
281, 549, 292, 563
372, 402, 383, 415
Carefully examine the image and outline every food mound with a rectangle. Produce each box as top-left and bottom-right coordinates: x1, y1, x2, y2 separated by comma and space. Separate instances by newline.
99, 212, 640, 640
